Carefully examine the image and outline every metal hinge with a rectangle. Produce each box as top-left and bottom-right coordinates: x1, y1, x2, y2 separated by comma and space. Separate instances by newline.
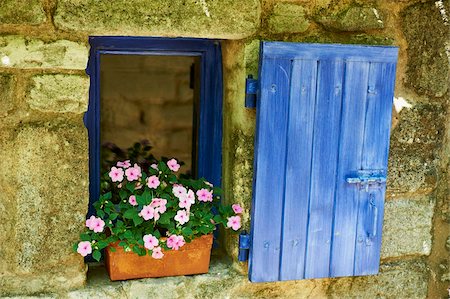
245, 75, 258, 108
238, 231, 251, 261
346, 169, 387, 192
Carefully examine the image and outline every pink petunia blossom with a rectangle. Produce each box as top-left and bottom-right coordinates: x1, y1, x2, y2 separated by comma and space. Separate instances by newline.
172, 185, 187, 198
117, 160, 131, 168
232, 204, 243, 214
139, 205, 155, 221
77, 241, 92, 257
167, 235, 185, 250
147, 175, 160, 189
167, 159, 180, 172
227, 216, 241, 231
109, 167, 124, 182
92, 218, 105, 233
129, 195, 137, 206
143, 234, 159, 250
150, 163, 158, 170
152, 246, 164, 259
186, 189, 195, 204
178, 196, 191, 209
196, 188, 213, 202
85, 215, 97, 230
125, 164, 142, 181
174, 210, 189, 225
86, 216, 105, 233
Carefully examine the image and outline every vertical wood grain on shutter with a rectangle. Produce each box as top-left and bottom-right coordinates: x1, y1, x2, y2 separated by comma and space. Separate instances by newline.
304, 59, 344, 279
354, 62, 396, 275
279, 59, 317, 280
249, 58, 292, 282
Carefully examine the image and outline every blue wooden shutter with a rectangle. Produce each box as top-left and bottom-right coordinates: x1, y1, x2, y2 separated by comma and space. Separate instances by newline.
249, 42, 398, 282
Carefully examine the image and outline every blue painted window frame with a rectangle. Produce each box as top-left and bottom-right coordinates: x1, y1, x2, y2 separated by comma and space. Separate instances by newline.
84, 36, 223, 216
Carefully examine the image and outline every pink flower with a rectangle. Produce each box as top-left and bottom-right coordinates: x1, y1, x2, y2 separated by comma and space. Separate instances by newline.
125, 164, 142, 181
139, 205, 155, 221
143, 234, 159, 250
167, 235, 185, 250
174, 210, 189, 225
167, 159, 180, 172
150, 163, 158, 170
173, 185, 187, 198
86, 216, 105, 233
227, 216, 241, 231
117, 160, 131, 168
92, 218, 105, 233
147, 175, 160, 189
179, 197, 191, 209
152, 246, 164, 259
109, 167, 124, 182
77, 241, 92, 257
86, 215, 97, 230
186, 189, 195, 204
196, 188, 213, 202
232, 204, 243, 214
129, 195, 137, 206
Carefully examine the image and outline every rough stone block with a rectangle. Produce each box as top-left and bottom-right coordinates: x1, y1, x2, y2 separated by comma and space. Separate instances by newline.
402, 1, 449, 98
267, 3, 310, 34
381, 196, 434, 258
316, 5, 384, 32
387, 103, 446, 195
0, 0, 46, 25
0, 122, 88, 295
28, 74, 89, 114
328, 259, 429, 299
54, 0, 260, 39
0, 74, 15, 117
0, 36, 88, 70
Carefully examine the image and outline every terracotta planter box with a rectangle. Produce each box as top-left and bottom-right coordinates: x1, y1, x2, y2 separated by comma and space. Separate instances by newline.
105, 234, 213, 281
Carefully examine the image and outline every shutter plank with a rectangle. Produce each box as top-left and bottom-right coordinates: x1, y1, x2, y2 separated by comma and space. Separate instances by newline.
280, 59, 318, 280
249, 58, 292, 282
354, 62, 396, 275
304, 59, 344, 279
330, 61, 370, 277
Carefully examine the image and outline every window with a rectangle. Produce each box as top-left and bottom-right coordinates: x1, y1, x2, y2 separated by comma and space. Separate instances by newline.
84, 37, 223, 216
249, 42, 398, 282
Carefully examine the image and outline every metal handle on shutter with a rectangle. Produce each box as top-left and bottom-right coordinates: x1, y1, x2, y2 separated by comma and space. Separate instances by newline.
346, 169, 386, 192
368, 194, 378, 239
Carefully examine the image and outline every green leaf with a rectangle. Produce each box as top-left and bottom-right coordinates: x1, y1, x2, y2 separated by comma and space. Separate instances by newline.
132, 215, 144, 226
103, 192, 112, 200
158, 213, 171, 224
124, 230, 133, 240
97, 241, 109, 250
92, 250, 101, 261
97, 210, 105, 218
123, 208, 138, 219
109, 246, 116, 252
109, 213, 119, 221
72, 243, 78, 252
80, 233, 91, 242
119, 189, 128, 200
126, 182, 135, 192
182, 227, 193, 235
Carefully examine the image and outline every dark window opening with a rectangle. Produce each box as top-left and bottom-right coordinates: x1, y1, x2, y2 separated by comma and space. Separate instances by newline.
99, 54, 201, 175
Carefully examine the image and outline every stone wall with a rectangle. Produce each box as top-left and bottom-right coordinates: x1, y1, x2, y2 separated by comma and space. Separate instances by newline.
0, 0, 448, 298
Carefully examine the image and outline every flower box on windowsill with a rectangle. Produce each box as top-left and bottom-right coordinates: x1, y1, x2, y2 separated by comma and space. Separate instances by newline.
105, 234, 213, 281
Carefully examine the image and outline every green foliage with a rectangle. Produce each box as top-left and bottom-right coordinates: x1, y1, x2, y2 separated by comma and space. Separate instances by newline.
73, 151, 242, 260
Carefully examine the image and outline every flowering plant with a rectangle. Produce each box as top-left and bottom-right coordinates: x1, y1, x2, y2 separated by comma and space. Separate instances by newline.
74, 158, 242, 261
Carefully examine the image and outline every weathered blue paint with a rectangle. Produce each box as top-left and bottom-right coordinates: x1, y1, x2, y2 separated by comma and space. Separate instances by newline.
249, 42, 398, 282
85, 37, 223, 217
